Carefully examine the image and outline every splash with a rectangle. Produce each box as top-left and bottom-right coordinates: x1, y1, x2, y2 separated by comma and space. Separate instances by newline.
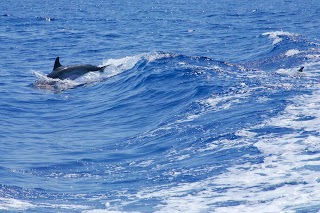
262, 31, 298, 45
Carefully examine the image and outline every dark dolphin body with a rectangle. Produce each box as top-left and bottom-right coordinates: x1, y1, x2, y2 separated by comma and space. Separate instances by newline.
47, 57, 107, 80
298, 66, 304, 72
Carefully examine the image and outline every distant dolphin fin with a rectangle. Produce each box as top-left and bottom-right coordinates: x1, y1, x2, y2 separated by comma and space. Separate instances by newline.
53, 57, 62, 70
297, 66, 304, 72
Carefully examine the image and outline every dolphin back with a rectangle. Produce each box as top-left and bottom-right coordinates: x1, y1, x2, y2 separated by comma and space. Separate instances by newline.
47, 57, 108, 80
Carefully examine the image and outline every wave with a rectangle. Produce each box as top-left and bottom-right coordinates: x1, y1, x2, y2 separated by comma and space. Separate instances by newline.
15, 32, 320, 212
32, 52, 172, 92
33, 31, 319, 92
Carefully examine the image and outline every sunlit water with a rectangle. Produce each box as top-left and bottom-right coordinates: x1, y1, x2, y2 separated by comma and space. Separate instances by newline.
1, 0, 320, 212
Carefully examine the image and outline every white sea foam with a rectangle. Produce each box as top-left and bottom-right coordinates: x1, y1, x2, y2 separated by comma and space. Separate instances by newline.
100, 52, 171, 79
235, 129, 256, 137
136, 159, 154, 167
0, 198, 35, 210
200, 93, 249, 111
285, 49, 301, 57
175, 114, 200, 123
198, 142, 219, 152
262, 31, 297, 45
121, 59, 320, 212
129, 87, 320, 212
0, 197, 90, 211
275, 68, 295, 75
33, 70, 80, 91
222, 59, 320, 211
146, 52, 172, 62
100, 54, 144, 79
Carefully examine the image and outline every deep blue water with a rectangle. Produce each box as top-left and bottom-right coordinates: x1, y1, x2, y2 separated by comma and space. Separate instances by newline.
1, 0, 320, 212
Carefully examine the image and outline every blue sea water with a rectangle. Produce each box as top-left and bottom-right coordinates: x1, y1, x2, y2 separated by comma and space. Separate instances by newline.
1, 0, 320, 212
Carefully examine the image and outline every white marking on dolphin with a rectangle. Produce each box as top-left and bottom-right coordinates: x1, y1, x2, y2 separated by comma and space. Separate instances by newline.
47, 57, 108, 80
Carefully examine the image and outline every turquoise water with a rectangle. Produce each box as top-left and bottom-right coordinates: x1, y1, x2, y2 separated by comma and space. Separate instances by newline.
1, 0, 320, 212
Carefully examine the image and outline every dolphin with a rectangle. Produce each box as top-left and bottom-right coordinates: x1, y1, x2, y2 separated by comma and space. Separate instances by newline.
47, 57, 108, 80
297, 66, 304, 72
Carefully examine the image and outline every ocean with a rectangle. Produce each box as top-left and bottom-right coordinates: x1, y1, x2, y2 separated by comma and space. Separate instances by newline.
1, 0, 320, 212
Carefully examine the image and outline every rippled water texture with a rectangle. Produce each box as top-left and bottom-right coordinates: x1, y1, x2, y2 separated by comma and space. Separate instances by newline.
1, 0, 320, 212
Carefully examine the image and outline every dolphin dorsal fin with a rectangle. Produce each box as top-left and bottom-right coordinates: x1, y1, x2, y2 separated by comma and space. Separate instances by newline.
53, 57, 62, 70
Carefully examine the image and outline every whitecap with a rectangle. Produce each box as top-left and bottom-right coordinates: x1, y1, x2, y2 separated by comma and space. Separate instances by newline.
0, 197, 35, 210
262, 31, 298, 45
285, 49, 301, 57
